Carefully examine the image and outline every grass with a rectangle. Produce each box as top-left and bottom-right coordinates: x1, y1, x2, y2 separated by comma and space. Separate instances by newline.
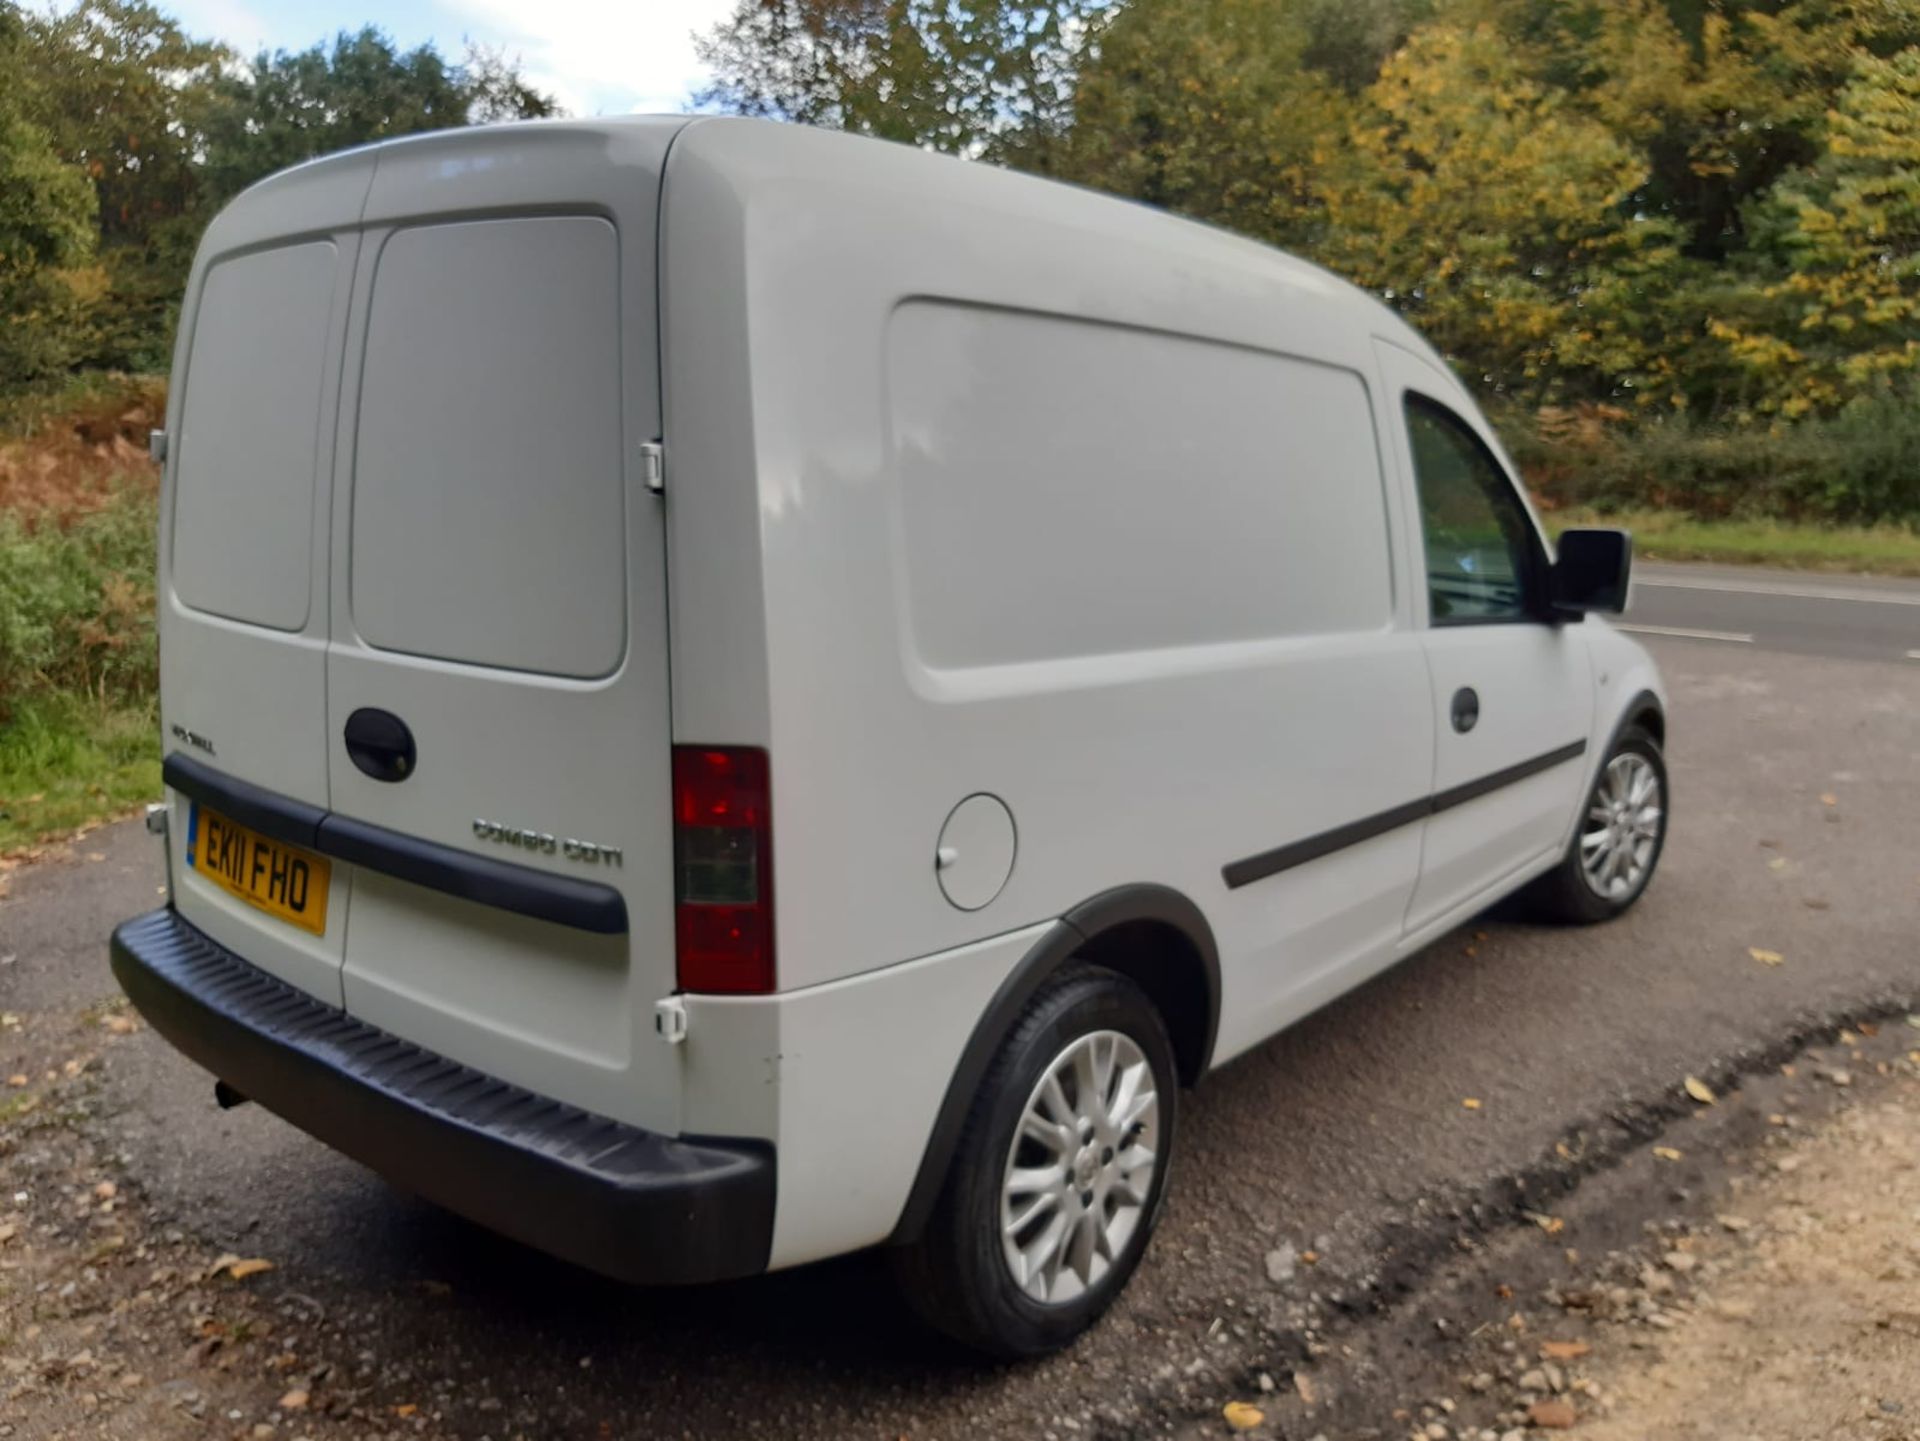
1547, 508, 1920, 577
0, 695, 160, 854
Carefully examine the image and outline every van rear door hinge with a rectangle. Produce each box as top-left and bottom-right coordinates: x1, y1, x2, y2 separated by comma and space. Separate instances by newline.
654, 996, 688, 1044
640, 440, 664, 495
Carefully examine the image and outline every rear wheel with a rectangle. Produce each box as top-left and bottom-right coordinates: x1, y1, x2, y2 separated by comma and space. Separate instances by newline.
1525, 724, 1667, 923
890, 965, 1178, 1357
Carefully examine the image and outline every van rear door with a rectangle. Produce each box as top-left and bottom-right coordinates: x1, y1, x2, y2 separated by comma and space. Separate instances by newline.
323, 125, 685, 1132
159, 156, 375, 1004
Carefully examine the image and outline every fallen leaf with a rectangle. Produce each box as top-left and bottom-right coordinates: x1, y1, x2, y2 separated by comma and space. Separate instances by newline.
6, 1074, 25, 1087
0, 1223, 17, 1245
1540, 1340, 1591, 1361
1495, 1283, 1514, 1300
1767, 856, 1790, 872
1462, 1098, 1483, 1110
1222, 1400, 1264, 1431
93, 1181, 116, 1200
1528, 1398, 1578, 1429
1907, 1015, 1920, 1031
1684, 1076, 1716, 1105
1525, 1211, 1566, 1235
394, 1403, 419, 1418
1652, 1146, 1683, 1161
103, 1015, 138, 1035
1747, 947, 1784, 966
279, 1389, 309, 1411
1293, 1371, 1317, 1405
208, 1254, 275, 1281
1300, 1250, 1319, 1265
1820, 792, 1838, 806
1860, 1021, 1880, 1037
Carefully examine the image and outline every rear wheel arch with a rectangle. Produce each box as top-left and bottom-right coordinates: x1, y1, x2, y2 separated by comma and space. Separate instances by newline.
886, 883, 1219, 1246
1061, 887, 1219, 1090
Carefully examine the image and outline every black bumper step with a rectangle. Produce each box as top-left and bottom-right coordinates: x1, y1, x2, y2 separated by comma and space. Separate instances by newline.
110, 907, 774, 1284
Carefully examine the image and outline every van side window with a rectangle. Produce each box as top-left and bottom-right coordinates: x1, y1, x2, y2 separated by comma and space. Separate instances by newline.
1404, 395, 1536, 624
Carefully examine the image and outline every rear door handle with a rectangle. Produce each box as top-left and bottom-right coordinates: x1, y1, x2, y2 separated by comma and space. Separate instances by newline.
344, 708, 417, 782
1450, 687, 1480, 734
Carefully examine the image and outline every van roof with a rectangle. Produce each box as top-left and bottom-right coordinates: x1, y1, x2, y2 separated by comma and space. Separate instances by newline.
214, 113, 1459, 395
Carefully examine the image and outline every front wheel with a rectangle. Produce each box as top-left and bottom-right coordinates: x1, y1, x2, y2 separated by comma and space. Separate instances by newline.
889, 965, 1178, 1357
1525, 724, 1668, 923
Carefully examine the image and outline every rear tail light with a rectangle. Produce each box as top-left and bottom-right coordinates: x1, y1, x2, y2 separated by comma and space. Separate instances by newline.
672, 745, 774, 995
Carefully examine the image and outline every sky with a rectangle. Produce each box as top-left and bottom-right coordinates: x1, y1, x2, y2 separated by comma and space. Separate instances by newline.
160, 0, 739, 115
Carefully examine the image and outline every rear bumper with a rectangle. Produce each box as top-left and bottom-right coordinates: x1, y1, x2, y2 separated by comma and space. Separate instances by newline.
109, 907, 774, 1284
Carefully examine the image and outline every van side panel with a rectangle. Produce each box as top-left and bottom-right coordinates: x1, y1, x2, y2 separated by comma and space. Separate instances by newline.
661, 122, 1434, 1064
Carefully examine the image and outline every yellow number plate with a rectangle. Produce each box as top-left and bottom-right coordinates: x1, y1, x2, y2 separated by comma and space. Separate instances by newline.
187, 804, 331, 936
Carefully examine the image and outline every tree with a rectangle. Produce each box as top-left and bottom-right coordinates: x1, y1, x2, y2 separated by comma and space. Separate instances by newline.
1458, 0, 1920, 261
1060, 0, 1343, 250
0, 6, 100, 384
16, 1, 224, 253
10, 1, 223, 371
1732, 47, 1920, 413
1313, 22, 1685, 404
198, 28, 557, 208
695, 0, 1101, 169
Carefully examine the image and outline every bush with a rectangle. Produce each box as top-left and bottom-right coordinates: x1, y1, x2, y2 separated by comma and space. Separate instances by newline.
1503, 389, 1920, 526
0, 477, 156, 719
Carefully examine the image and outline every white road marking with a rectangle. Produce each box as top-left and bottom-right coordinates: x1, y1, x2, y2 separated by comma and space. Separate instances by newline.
1637, 576, 1920, 607
1618, 623, 1756, 644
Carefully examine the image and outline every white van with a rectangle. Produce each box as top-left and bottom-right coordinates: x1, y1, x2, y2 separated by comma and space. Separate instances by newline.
113, 115, 1667, 1356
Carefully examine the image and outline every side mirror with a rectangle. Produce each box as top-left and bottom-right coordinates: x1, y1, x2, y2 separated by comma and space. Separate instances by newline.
1550, 528, 1632, 616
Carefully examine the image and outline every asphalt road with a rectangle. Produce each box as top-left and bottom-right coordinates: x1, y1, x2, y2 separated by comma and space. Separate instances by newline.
1624, 560, 1920, 663
4, 562, 1919, 1439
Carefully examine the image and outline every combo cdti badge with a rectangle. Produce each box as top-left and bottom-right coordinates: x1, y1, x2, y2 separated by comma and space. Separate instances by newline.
112, 115, 1669, 1357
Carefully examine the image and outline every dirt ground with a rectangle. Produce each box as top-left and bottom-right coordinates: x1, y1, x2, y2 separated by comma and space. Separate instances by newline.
7, 960, 1920, 1441
1176, 1018, 1920, 1441
1576, 1069, 1920, 1441
1, 990, 463, 1441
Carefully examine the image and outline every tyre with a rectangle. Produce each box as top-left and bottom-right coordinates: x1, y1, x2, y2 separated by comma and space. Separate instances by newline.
1524, 724, 1668, 923
890, 964, 1179, 1358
